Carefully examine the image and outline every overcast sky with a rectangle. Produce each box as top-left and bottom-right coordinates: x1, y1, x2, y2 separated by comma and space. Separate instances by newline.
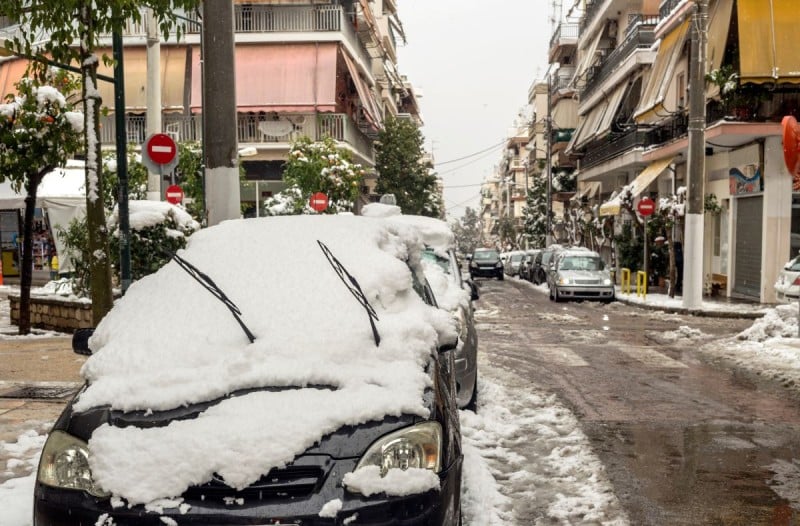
397, 0, 553, 222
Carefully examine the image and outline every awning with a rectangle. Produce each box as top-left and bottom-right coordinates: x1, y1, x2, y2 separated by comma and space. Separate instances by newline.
598, 157, 674, 216
573, 181, 601, 201
571, 99, 608, 150
341, 50, 383, 128
706, 0, 734, 99
97, 46, 188, 112
0, 58, 31, 100
594, 82, 629, 139
738, 0, 800, 84
571, 28, 604, 88
551, 99, 577, 130
634, 18, 690, 124
190, 43, 338, 113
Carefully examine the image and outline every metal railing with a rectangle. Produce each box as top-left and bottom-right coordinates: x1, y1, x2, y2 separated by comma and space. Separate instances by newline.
582, 24, 655, 98
98, 112, 374, 163
659, 0, 683, 20
580, 0, 604, 31
580, 128, 649, 168
549, 22, 579, 51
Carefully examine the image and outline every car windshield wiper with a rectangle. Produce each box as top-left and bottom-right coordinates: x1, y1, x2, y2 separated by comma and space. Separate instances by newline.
163, 250, 256, 344
317, 240, 380, 347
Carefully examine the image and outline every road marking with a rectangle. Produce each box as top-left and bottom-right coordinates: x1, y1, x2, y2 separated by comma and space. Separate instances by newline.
533, 346, 589, 367
619, 347, 688, 368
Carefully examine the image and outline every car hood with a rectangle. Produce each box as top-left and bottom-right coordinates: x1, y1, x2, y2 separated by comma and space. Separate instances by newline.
57, 384, 433, 460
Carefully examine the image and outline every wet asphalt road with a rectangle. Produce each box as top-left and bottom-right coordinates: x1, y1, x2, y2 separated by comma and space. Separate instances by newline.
474, 277, 800, 525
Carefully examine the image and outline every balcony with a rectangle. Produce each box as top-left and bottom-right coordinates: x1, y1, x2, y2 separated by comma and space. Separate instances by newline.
581, 20, 655, 99
659, 0, 683, 20
98, 112, 375, 164
580, 128, 649, 169
549, 22, 579, 62
550, 67, 576, 97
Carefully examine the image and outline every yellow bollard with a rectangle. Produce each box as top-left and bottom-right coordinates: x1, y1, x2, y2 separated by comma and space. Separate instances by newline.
636, 271, 647, 300
621, 268, 631, 294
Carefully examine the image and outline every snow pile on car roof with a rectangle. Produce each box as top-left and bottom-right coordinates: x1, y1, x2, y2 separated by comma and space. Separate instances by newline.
362, 203, 454, 255
76, 215, 455, 505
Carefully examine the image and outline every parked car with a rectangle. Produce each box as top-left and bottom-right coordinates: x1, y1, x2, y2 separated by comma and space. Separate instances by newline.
774, 254, 800, 303
469, 248, 504, 280
503, 250, 526, 277
519, 249, 541, 282
548, 248, 615, 302
532, 244, 564, 285
34, 215, 463, 525
362, 204, 479, 411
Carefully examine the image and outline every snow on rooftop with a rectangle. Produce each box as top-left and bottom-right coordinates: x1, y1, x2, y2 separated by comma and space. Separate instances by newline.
74, 214, 456, 505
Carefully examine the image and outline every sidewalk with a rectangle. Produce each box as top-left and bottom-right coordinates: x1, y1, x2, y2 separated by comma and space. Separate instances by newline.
613, 285, 770, 319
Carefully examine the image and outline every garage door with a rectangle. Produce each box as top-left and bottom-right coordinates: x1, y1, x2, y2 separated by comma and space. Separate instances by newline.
733, 196, 762, 298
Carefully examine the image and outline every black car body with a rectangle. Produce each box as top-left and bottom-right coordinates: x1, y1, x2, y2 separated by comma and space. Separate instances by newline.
33, 215, 463, 526
532, 245, 563, 285
469, 248, 504, 280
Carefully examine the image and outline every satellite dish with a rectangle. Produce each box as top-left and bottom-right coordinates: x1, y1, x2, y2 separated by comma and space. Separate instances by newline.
782, 115, 800, 177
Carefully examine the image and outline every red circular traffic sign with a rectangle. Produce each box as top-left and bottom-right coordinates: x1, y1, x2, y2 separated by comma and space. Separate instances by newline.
309, 192, 329, 212
166, 184, 184, 205
637, 197, 656, 216
146, 133, 178, 166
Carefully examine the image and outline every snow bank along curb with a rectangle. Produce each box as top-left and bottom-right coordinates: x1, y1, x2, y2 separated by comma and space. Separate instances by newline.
614, 294, 767, 319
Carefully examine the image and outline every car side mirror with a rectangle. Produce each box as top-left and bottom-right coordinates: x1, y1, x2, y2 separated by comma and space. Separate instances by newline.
467, 280, 479, 301
438, 337, 458, 353
72, 327, 95, 356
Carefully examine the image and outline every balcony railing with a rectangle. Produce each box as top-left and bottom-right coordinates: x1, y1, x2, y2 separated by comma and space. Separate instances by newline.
659, 0, 683, 20
580, 128, 649, 169
98, 112, 374, 163
550, 68, 576, 95
582, 21, 655, 98
580, 0, 604, 31
549, 22, 579, 52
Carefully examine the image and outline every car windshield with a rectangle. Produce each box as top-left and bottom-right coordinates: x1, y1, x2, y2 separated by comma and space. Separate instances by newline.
787, 257, 800, 271
422, 249, 451, 274
559, 256, 604, 271
511, 254, 523, 262
473, 250, 499, 260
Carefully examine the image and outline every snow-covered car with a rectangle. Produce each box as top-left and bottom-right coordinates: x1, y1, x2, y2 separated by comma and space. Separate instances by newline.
33, 215, 463, 525
548, 249, 615, 302
774, 255, 800, 303
362, 204, 479, 411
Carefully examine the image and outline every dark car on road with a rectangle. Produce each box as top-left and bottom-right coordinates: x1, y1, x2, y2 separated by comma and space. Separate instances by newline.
34, 215, 463, 525
532, 245, 563, 285
469, 248, 504, 280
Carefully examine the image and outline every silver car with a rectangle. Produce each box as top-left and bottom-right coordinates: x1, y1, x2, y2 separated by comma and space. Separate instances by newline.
548, 249, 615, 302
774, 255, 800, 303
422, 248, 479, 410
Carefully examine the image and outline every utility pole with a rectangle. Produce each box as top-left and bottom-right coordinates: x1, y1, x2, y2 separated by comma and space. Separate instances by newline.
113, 32, 132, 293
546, 74, 553, 246
203, 0, 240, 226
683, 0, 708, 309
145, 8, 162, 201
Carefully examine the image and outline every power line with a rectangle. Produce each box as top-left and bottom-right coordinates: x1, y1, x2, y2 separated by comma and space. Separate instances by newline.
437, 147, 504, 176
443, 182, 485, 189
446, 193, 482, 212
435, 139, 507, 166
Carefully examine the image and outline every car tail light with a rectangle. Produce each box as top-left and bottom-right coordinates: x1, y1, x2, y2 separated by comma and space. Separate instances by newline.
792, 276, 800, 286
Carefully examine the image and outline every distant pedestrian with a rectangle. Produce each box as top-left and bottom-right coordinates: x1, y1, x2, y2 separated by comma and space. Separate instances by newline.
49, 251, 59, 280
674, 241, 683, 293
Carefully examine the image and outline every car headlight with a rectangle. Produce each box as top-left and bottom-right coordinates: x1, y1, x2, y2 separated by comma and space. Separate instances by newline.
469, 261, 477, 268
355, 422, 442, 478
558, 276, 572, 285
495, 261, 502, 268
37, 430, 109, 497
603, 278, 612, 286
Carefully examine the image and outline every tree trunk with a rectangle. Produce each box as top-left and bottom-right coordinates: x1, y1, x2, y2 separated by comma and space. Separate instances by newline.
18, 176, 45, 335
81, 7, 114, 326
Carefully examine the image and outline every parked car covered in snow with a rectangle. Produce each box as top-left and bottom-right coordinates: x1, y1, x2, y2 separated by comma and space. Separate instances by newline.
362, 203, 479, 411
774, 255, 800, 303
34, 215, 463, 525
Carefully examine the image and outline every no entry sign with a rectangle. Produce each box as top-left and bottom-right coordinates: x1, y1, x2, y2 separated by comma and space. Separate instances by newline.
146, 133, 177, 165
166, 184, 184, 205
637, 197, 656, 216
142, 133, 180, 174
309, 192, 329, 212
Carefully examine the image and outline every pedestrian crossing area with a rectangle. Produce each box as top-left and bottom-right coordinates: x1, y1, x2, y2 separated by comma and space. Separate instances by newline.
528, 345, 688, 369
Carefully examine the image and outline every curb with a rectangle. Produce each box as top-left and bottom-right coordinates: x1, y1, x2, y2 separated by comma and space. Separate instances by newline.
614, 295, 768, 319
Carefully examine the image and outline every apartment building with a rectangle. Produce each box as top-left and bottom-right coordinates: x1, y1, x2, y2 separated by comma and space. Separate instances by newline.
0, 0, 421, 214
553, 0, 800, 302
